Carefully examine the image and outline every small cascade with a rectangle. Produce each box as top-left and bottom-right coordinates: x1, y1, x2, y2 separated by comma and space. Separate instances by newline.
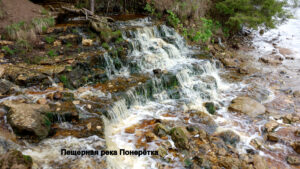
103, 19, 229, 169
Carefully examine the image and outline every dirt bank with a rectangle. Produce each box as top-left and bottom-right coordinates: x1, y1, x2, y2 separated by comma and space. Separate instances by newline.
0, 0, 43, 30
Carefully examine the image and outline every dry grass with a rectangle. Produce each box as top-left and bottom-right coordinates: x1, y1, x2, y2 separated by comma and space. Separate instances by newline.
5, 17, 55, 42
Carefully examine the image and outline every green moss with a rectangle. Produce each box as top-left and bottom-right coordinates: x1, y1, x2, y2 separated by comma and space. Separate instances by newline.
205, 102, 216, 115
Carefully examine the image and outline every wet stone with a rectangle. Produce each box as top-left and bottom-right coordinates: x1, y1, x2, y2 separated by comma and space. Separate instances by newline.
170, 127, 189, 150
2, 101, 51, 140
267, 133, 279, 142
153, 123, 168, 137
204, 102, 216, 115
217, 130, 240, 147
145, 132, 158, 142
0, 136, 20, 155
287, 155, 300, 165
229, 97, 266, 117
0, 150, 33, 169
264, 121, 279, 132
153, 69, 162, 75
218, 156, 241, 169
0, 79, 16, 96
189, 111, 217, 134
125, 126, 136, 134
253, 155, 268, 169
295, 130, 300, 137
293, 90, 300, 98
292, 141, 300, 154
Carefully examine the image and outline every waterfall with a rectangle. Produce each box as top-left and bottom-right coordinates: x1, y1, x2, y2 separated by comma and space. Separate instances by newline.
103, 19, 227, 169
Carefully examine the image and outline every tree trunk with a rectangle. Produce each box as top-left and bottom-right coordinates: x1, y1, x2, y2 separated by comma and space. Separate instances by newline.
90, 0, 95, 14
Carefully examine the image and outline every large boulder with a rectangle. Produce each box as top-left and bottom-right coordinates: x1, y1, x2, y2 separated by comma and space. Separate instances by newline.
3, 101, 52, 139
229, 97, 266, 117
0, 150, 32, 169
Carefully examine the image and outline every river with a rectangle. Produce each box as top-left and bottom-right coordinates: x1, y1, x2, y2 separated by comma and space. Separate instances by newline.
0, 4, 300, 169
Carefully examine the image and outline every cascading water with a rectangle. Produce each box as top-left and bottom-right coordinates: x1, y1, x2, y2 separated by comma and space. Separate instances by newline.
8, 16, 289, 169
102, 20, 236, 168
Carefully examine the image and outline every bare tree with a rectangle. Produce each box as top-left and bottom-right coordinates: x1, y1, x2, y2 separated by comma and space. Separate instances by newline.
90, 0, 95, 14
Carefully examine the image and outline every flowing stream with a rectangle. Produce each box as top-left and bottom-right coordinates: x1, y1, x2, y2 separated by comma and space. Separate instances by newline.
1, 5, 300, 168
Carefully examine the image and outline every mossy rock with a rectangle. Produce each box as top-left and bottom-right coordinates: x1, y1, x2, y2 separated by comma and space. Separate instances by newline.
170, 127, 189, 150
153, 123, 168, 137
204, 102, 216, 115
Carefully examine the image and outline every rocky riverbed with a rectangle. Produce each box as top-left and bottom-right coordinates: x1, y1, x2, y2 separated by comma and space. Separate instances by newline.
0, 6, 300, 169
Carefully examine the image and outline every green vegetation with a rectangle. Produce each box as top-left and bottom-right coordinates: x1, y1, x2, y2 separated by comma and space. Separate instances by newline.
1, 46, 14, 55
45, 36, 55, 44
23, 155, 33, 164
43, 117, 51, 127
166, 10, 182, 29
213, 0, 288, 34
47, 50, 57, 57
115, 37, 124, 44
16, 40, 32, 50
32, 17, 55, 33
59, 75, 69, 87
41, 8, 49, 15
144, 3, 156, 15
66, 42, 73, 48
5, 16, 55, 42
144, 0, 288, 41
190, 18, 220, 43
102, 42, 110, 50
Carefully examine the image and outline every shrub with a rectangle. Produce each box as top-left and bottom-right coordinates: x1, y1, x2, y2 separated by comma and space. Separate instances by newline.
192, 18, 220, 43
144, 3, 156, 15
212, 0, 288, 34
167, 10, 182, 28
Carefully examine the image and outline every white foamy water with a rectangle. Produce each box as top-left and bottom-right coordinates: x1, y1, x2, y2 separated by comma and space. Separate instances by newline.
253, 5, 300, 59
